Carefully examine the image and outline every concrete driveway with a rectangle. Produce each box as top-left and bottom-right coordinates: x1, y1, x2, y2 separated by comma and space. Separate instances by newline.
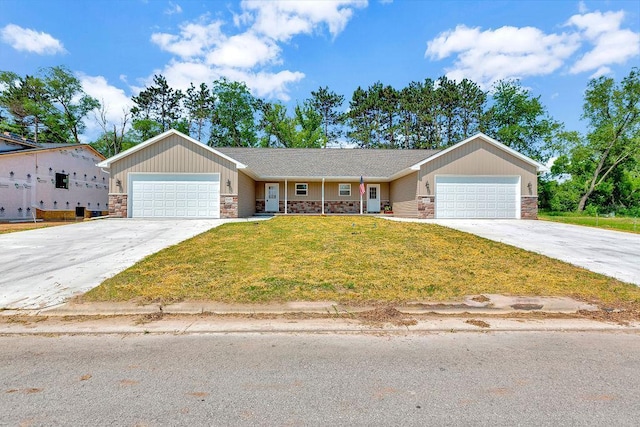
0, 218, 258, 310
427, 219, 640, 286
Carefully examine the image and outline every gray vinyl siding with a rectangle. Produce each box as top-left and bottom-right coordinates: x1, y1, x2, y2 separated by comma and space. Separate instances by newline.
237, 171, 255, 217
418, 137, 538, 196
109, 133, 238, 194
390, 172, 418, 217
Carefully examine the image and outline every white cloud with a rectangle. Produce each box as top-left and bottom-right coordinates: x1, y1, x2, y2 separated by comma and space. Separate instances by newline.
206, 32, 281, 68
0, 24, 65, 55
578, 1, 588, 14
241, 0, 367, 41
426, 25, 580, 88
425, 7, 640, 87
146, 1, 365, 100
567, 10, 640, 74
78, 74, 133, 142
165, 2, 182, 15
151, 20, 224, 58
589, 66, 612, 79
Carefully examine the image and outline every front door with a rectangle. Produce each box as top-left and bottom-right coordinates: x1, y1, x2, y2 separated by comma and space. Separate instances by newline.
265, 183, 279, 212
367, 184, 380, 212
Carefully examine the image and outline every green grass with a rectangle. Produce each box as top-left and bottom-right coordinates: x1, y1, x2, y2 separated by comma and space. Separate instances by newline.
539, 212, 640, 234
82, 216, 640, 305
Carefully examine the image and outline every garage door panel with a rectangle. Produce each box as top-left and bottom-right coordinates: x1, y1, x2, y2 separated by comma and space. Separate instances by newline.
130, 174, 220, 218
436, 176, 519, 219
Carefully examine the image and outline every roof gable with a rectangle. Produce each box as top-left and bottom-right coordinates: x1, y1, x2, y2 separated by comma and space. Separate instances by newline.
410, 132, 547, 172
96, 129, 246, 169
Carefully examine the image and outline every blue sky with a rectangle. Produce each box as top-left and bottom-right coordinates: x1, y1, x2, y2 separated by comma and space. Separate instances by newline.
1, 0, 639, 143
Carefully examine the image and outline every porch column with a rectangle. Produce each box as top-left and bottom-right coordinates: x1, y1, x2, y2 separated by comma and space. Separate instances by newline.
284, 179, 288, 214
321, 178, 325, 215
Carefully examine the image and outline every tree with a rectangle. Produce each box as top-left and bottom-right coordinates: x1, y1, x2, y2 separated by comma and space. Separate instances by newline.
209, 78, 258, 147
575, 68, 640, 211
0, 72, 52, 141
258, 101, 297, 147
185, 82, 214, 141
292, 101, 323, 148
487, 80, 564, 162
90, 101, 132, 157
457, 78, 486, 139
436, 76, 461, 146
42, 65, 100, 144
130, 74, 183, 140
309, 86, 344, 148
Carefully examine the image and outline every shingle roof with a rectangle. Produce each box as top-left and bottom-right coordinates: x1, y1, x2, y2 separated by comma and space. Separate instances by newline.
216, 147, 440, 180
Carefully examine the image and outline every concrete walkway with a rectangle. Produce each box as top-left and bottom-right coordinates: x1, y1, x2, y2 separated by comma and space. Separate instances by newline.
390, 218, 640, 286
0, 218, 266, 310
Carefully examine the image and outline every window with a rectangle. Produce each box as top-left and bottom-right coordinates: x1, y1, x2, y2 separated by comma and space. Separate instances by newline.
339, 183, 351, 196
55, 173, 69, 189
295, 183, 308, 196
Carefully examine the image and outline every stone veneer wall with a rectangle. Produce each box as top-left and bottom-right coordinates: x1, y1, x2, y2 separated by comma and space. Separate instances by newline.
417, 196, 435, 219
521, 196, 538, 220
109, 194, 127, 218
220, 195, 238, 218
255, 200, 393, 214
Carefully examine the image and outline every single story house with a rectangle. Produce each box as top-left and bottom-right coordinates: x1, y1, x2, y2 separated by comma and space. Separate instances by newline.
0, 133, 109, 220
97, 129, 545, 220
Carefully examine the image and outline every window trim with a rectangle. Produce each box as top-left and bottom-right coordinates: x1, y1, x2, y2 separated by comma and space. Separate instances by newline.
295, 183, 308, 196
338, 183, 351, 197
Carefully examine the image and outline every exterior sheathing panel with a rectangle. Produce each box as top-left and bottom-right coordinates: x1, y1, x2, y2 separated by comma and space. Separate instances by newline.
418, 139, 538, 196
390, 172, 419, 217
237, 171, 255, 217
0, 148, 108, 220
109, 134, 238, 195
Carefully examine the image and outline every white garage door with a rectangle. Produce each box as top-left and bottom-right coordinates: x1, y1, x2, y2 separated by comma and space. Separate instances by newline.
129, 173, 220, 218
435, 176, 520, 219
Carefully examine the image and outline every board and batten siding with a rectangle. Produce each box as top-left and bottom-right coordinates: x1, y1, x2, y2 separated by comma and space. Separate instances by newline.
418, 138, 538, 196
237, 171, 255, 217
390, 172, 419, 217
109, 133, 239, 195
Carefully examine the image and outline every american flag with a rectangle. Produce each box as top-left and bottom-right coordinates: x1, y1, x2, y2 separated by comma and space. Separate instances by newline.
359, 176, 365, 196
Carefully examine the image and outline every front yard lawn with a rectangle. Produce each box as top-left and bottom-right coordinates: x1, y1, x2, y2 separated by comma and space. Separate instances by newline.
0, 220, 75, 235
83, 216, 640, 305
539, 212, 640, 234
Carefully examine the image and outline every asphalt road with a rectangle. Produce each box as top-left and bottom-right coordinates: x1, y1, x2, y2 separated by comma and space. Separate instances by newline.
2, 332, 639, 426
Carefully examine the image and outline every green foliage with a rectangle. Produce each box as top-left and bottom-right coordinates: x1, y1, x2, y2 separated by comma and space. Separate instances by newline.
130, 74, 184, 140
309, 86, 344, 147
209, 78, 259, 147
0, 67, 99, 143
486, 80, 565, 162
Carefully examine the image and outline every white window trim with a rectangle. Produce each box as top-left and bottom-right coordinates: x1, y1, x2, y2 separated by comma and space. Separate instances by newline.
295, 183, 308, 196
338, 183, 351, 196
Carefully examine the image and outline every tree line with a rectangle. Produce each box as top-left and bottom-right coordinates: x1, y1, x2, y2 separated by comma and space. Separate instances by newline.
0, 66, 638, 215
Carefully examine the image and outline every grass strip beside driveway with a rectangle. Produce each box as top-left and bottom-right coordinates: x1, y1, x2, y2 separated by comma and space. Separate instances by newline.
539, 213, 640, 234
0, 221, 75, 234
83, 216, 640, 305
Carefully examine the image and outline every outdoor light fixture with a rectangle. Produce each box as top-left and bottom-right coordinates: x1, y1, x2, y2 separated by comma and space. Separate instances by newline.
9, 171, 14, 177
49, 167, 52, 171
425, 180, 430, 194
0, 207, 4, 213
226, 179, 231, 188
40, 200, 44, 205
116, 179, 122, 186
527, 181, 533, 194
66, 201, 69, 206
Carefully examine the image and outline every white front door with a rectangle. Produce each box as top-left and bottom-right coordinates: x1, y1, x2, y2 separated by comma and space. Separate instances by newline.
367, 184, 380, 213
265, 183, 279, 212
